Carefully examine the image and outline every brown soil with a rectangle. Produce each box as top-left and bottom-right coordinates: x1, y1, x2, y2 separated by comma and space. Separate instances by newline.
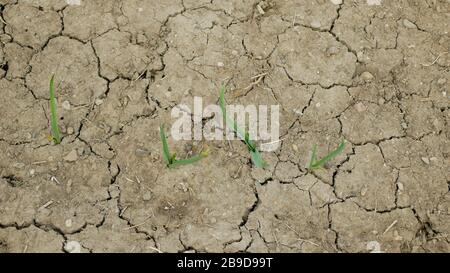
0, 0, 449, 253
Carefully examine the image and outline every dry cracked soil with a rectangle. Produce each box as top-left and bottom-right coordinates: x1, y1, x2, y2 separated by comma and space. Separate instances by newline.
0, 0, 449, 253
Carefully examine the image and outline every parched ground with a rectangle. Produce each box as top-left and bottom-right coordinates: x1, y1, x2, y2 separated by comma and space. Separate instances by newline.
0, 0, 449, 253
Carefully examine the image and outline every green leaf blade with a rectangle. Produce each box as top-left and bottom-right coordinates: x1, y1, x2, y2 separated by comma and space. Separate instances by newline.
169, 153, 207, 168
49, 75, 61, 144
310, 139, 346, 170
219, 87, 247, 141
219, 86, 227, 117
219, 86, 265, 168
309, 144, 317, 169
250, 150, 266, 169
160, 124, 171, 165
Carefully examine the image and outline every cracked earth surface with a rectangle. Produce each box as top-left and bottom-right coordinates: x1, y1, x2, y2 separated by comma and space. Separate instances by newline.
0, 0, 449, 253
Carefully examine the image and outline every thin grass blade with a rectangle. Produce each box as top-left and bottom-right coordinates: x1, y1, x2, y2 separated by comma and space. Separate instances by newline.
309, 144, 317, 169
310, 139, 346, 169
219, 86, 266, 168
250, 150, 266, 168
169, 153, 207, 168
160, 124, 171, 165
49, 75, 61, 144
219, 87, 246, 141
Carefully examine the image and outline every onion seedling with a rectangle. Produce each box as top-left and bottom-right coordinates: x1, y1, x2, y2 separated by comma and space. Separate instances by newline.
219, 86, 266, 168
160, 124, 207, 168
49, 74, 61, 144
308, 139, 345, 170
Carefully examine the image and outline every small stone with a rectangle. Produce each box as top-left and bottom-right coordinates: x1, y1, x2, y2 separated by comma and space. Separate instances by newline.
432, 119, 440, 128
403, 19, 417, 29
393, 230, 403, 241
13, 162, 25, 169
217, 62, 224, 67
117, 15, 128, 26
135, 148, 150, 157
361, 71, 374, 82
67, 127, 74, 135
292, 144, 299, 152
62, 100, 71, 110
136, 33, 147, 44
142, 192, 152, 201
310, 20, 321, 29
366, 241, 382, 253
0, 34, 12, 44
109, 185, 120, 198
326, 46, 339, 56
231, 50, 238, 56
360, 186, 368, 196
330, 0, 342, 5
421, 157, 430, 165
66, 0, 81, 5
401, 122, 408, 129
66, 179, 73, 194
65, 219, 72, 228
355, 102, 366, 112
256, 4, 265, 14
378, 98, 385, 105
437, 78, 447, 85
397, 182, 404, 191
356, 51, 365, 62
64, 150, 78, 162
179, 183, 188, 192
367, 0, 382, 6
95, 98, 104, 106
64, 241, 81, 253
29, 169, 35, 176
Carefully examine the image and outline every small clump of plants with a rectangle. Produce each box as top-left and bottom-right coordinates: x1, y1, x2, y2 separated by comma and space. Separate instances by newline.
219, 87, 266, 168
159, 86, 346, 170
46, 75, 346, 169
160, 124, 208, 168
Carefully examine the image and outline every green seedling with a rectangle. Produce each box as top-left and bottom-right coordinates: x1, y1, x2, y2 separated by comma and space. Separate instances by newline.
49, 74, 61, 144
160, 124, 207, 168
308, 139, 346, 170
219, 87, 266, 168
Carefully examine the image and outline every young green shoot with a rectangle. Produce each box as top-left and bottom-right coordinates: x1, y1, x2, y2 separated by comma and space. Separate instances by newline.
308, 139, 346, 170
160, 124, 207, 168
219, 86, 266, 168
49, 74, 61, 144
